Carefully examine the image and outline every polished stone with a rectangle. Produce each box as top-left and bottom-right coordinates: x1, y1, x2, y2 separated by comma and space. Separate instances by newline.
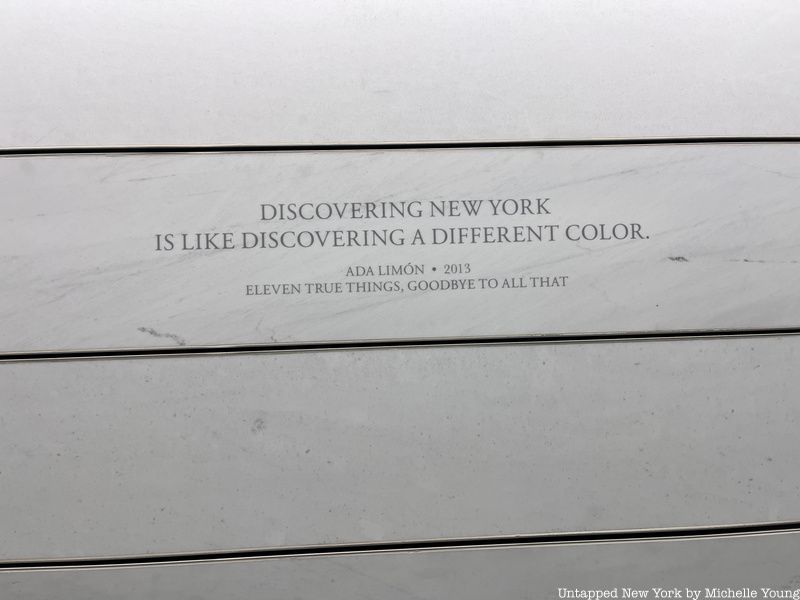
1, 336, 798, 560
2, 144, 799, 353
2, 1, 799, 147
3, 532, 800, 599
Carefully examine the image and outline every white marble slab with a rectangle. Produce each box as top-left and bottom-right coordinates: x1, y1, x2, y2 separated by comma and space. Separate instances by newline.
1, 336, 798, 560
4, 533, 800, 599
2, 144, 799, 353
1, 1, 799, 147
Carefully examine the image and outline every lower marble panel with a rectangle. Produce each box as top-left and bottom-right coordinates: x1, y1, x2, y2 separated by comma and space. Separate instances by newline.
3, 533, 800, 599
1, 336, 798, 560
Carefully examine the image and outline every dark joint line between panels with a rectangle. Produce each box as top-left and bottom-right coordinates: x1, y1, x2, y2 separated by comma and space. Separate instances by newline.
3, 521, 800, 571
2, 136, 800, 155
2, 328, 800, 362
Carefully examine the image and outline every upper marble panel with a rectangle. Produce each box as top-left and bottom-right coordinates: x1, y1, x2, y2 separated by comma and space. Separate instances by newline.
1, 0, 799, 148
